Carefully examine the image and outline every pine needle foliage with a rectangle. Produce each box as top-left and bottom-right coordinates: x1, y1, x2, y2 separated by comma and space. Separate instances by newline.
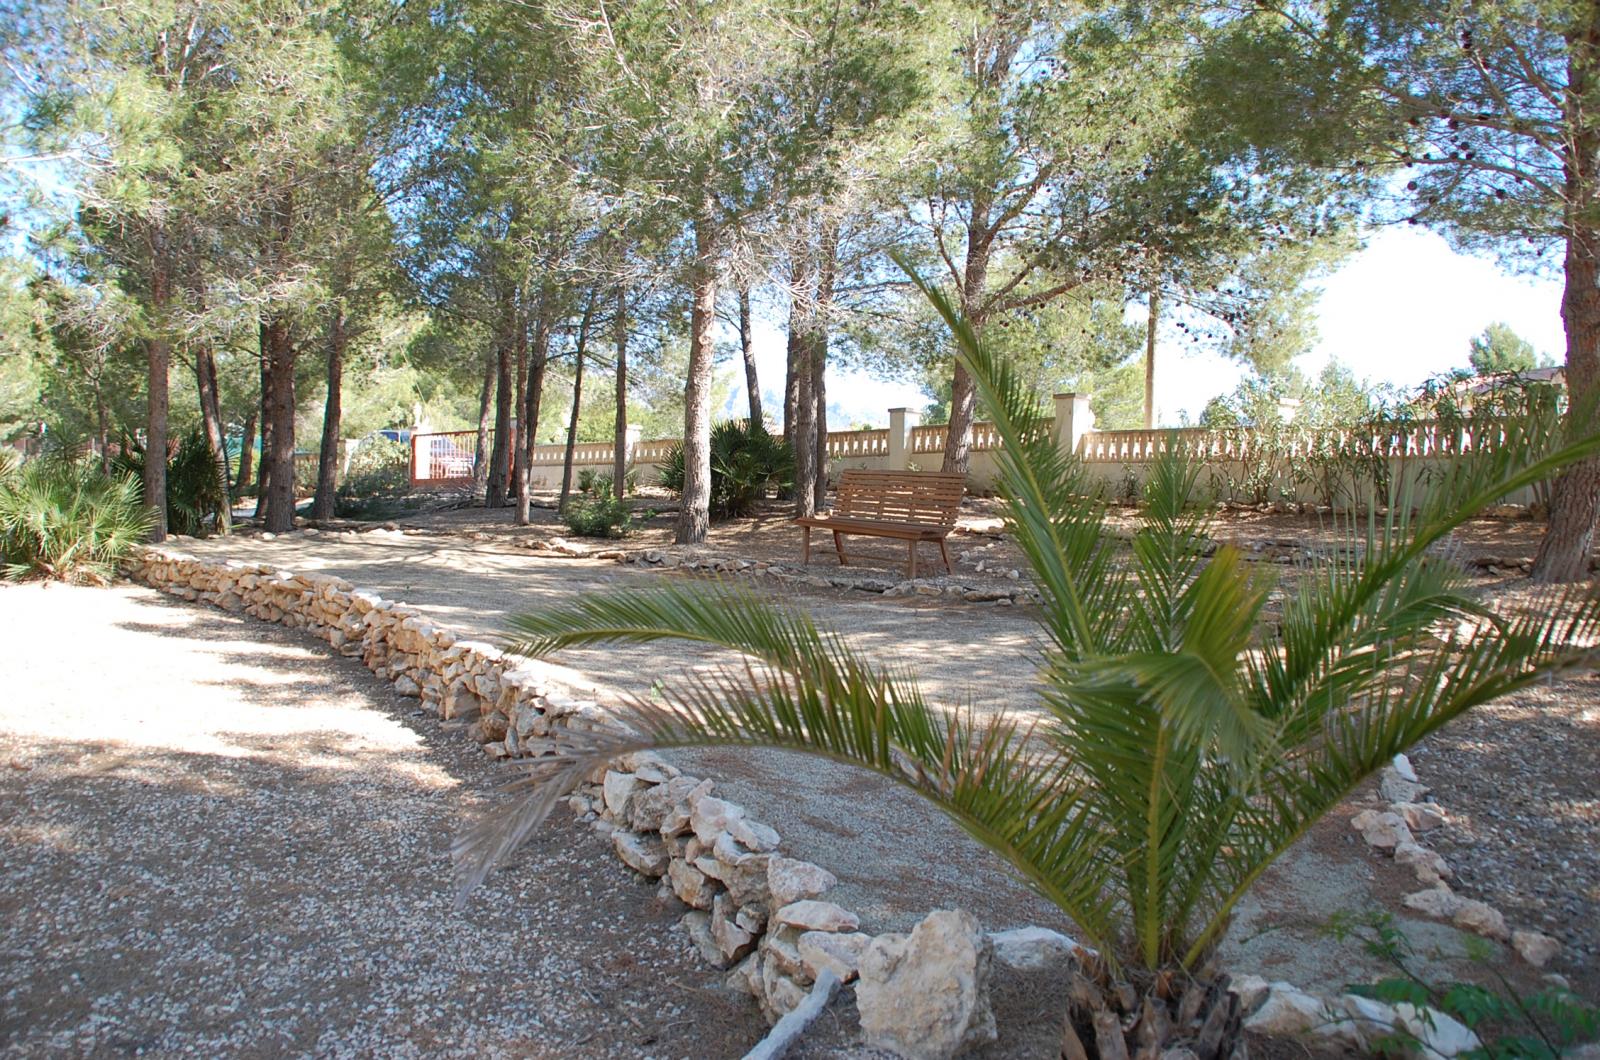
464, 260, 1600, 990
0, 451, 151, 584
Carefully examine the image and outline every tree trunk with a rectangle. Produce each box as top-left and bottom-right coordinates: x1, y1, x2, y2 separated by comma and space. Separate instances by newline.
144, 260, 170, 542
312, 308, 345, 523
236, 410, 256, 494
739, 285, 762, 427
1144, 280, 1160, 431
790, 260, 819, 518
255, 322, 272, 523
1532, 26, 1600, 583
559, 293, 598, 511
262, 314, 297, 534
677, 215, 718, 544
472, 355, 494, 502
512, 303, 529, 491
95, 388, 109, 476
515, 305, 549, 526
812, 226, 837, 512
942, 198, 992, 475
194, 343, 232, 533
487, 335, 512, 507
783, 319, 803, 444
613, 287, 629, 501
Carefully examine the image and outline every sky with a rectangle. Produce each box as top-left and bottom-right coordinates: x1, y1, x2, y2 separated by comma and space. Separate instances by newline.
721, 227, 1568, 430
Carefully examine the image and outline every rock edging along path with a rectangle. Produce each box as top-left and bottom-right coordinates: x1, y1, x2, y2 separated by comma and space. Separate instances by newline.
120, 547, 1521, 1058
120, 546, 877, 1027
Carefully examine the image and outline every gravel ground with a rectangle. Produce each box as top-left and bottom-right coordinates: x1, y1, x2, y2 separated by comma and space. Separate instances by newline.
172, 527, 1598, 1000
0, 582, 759, 1059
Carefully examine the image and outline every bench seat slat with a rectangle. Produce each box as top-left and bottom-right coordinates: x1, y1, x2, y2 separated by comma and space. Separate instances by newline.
793, 469, 967, 577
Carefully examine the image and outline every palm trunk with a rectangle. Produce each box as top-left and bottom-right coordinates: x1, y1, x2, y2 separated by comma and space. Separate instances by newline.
676, 213, 718, 544
312, 308, 345, 522
194, 344, 232, 533
613, 287, 629, 501
472, 355, 494, 502
262, 313, 296, 534
740, 285, 761, 427
1532, 25, 1600, 583
144, 257, 170, 542
559, 294, 598, 511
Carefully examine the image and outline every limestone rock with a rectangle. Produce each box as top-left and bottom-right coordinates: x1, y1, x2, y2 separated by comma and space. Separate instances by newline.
1394, 1002, 1482, 1058
689, 794, 747, 844
660, 778, 714, 836
1230, 975, 1271, 1015
1392, 801, 1447, 833
987, 926, 1083, 971
760, 957, 810, 1021
767, 856, 837, 908
797, 930, 871, 983
856, 909, 997, 1060
667, 858, 719, 910
1394, 841, 1453, 884
612, 831, 669, 877
680, 910, 726, 968
393, 674, 421, 697
602, 770, 640, 818
1512, 930, 1560, 968
1380, 768, 1428, 805
774, 900, 859, 933
628, 775, 701, 833
1329, 993, 1400, 1050
711, 893, 757, 963
1350, 809, 1414, 851
1403, 886, 1463, 919
1452, 899, 1509, 941
1243, 983, 1326, 1036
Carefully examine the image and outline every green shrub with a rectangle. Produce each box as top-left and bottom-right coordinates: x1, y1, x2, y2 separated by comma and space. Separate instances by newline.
0, 452, 151, 584
335, 437, 412, 518
578, 466, 640, 498
658, 419, 793, 519
1332, 912, 1598, 1058
561, 495, 635, 537
112, 430, 228, 537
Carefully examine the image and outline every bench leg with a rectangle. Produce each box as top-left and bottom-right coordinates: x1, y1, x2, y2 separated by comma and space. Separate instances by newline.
938, 537, 952, 575
832, 530, 848, 566
907, 539, 917, 580
802, 526, 811, 566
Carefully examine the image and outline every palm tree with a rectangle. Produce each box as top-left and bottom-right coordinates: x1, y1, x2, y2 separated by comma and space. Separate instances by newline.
456, 265, 1600, 1057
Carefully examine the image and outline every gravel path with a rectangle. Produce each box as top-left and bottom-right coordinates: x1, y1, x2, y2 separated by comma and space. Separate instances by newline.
169, 528, 1599, 1000
0, 582, 758, 1058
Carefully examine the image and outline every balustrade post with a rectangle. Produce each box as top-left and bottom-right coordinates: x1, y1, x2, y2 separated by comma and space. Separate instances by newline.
887, 407, 919, 470
1052, 393, 1095, 459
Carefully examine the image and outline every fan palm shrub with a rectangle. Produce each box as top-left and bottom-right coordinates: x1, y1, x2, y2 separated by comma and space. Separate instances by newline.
113, 429, 229, 536
461, 270, 1600, 1057
659, 419, 794, 519
0, 451, 152, 583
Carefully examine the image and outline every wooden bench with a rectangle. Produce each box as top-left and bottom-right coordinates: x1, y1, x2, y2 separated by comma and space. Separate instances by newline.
793, 470, 966, 579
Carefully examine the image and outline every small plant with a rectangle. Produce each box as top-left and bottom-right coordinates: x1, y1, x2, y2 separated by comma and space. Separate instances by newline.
0, 451, 152, 583
578, 467, 640, 498
1330, 912, 1598, 1058
560, 495, 636, 538
658, 419, 793, 519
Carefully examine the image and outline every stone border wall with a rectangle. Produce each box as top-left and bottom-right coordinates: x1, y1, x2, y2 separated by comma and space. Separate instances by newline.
120, 546, 872, 1026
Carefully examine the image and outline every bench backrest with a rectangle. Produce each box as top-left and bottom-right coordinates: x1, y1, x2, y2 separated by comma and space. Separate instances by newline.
833, 470, 966, 527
